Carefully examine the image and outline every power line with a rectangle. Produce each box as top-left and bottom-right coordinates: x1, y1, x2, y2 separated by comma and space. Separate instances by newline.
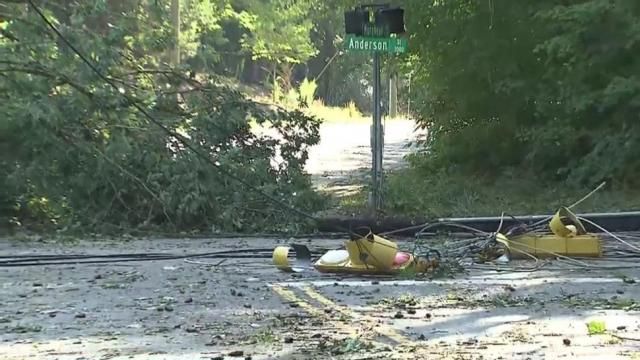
23, 1, 392, 261
26, 0, 319, 225
0, 248, 304, 267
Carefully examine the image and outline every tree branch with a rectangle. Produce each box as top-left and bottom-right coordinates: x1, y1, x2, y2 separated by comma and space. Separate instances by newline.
611, 334, 640, 342
0, 28, 19, 41
55, 130, 175, 228
0, 66, 93, 97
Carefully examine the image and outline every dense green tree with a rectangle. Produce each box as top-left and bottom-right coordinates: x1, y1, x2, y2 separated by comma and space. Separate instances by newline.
532, 0, 640, 184
13, 0, 640, 229
305, 0, 372, 109
402, 0, 640, 186
0, 1, 324, 233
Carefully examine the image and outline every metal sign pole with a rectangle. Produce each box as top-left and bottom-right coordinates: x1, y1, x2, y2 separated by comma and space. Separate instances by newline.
371, 51, 383, 211
345, 4, 404, 213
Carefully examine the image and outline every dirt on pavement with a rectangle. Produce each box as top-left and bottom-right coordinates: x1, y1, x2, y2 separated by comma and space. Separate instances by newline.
2, 237, 639, 360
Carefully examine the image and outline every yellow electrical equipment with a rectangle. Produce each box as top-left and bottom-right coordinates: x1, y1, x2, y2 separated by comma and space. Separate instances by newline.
272, 244, 312, 272
343, 231, 398, 268
504, 207, 602, 259
272, 232, 439, 275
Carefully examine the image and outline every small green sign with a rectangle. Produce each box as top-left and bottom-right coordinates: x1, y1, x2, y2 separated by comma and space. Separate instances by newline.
344, 35, 407, 54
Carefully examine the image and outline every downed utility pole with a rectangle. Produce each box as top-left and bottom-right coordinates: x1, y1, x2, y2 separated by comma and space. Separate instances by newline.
315, 210, 640, 235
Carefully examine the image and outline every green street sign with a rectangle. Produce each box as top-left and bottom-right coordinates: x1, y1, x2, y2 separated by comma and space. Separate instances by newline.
344, 35, 408, 54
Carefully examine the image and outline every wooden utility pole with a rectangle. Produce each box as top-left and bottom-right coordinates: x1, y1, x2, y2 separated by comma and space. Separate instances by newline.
170, 0, 180, 65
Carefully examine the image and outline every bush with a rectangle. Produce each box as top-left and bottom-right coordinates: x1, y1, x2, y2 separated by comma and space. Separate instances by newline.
0, 3, 325, 234
404, 0, 640, 185
384, 165, 640, 218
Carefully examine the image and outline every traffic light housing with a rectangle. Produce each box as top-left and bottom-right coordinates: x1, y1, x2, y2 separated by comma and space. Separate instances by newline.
344, 9, 368, 36
377, 8, 405, 34
345, 7, 405, 36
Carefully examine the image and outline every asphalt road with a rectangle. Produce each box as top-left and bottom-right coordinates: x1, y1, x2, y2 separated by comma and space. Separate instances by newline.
2, 237, 639, 359
2, 120, 639, 359
306, 119, 421, 195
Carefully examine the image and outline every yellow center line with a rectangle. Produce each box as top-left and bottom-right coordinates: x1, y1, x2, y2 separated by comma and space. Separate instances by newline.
271, 285, 323, 316
270, 284, 358, 337
301, 285, 414, 345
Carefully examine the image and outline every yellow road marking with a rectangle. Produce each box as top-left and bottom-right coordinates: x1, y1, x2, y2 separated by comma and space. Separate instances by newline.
301, 285, 414, 345
270, 285, 358, 336
271, 285, 323, 316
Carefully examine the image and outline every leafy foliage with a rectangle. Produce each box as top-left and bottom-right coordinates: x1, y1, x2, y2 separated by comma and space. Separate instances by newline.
587, 320, 607, 335
0, 1, 324, 234
10, 0, 640, 231
383, 165, 640, 218
403, 0, 640, 186
238, 0, 317, 65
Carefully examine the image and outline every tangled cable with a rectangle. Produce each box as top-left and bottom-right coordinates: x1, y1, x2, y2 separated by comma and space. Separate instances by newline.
395, 182, 640, 273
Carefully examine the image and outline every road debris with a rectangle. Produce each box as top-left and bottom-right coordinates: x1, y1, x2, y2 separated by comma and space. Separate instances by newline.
4, 196, 640, 359
273, 230, 439, 275
503, 207, 602, 259
270, 203, 640, 283
2, 235, 640, 359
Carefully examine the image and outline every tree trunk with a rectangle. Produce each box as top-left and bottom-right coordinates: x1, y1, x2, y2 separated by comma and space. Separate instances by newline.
170, 0, 180, 66
272, 62, 278, 102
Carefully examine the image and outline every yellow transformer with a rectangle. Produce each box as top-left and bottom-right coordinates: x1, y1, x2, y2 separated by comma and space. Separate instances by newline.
503, 207, 602, 259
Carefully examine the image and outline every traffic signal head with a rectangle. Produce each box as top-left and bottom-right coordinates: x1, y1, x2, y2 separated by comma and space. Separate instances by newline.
344, 7, 405, 36
344, 9, 368, 36
376, 8, 405, 34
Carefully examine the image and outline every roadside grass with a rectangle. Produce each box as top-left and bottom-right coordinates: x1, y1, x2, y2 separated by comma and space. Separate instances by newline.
335, 167, 640, 218
304, 100, 410, 124
231, 76, 406, 124
305, 100, 366, 123
248, 101, 373, 133
240, 82, 369, 124
246, 95, 408, 127
328, 188, 368, 214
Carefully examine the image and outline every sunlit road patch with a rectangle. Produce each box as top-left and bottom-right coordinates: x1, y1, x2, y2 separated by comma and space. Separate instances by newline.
1, 238, 640, 359
271, 270, 640, 359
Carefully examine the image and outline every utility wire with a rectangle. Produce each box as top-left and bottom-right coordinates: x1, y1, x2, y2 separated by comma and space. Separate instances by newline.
27, 0, 318, 225
579, 216, 640, 252
527, 181, 607, 230
20, 1, 640, 274
0, 248, 321, 267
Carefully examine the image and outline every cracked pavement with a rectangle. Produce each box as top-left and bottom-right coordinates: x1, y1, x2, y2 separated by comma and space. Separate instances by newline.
2, 237, 640, 359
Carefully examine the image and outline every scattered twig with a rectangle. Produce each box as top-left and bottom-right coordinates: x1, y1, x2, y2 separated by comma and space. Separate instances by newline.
611, 333, 640, 342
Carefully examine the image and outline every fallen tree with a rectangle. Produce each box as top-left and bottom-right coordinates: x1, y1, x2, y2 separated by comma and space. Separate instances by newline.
0, 2, 325, 234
